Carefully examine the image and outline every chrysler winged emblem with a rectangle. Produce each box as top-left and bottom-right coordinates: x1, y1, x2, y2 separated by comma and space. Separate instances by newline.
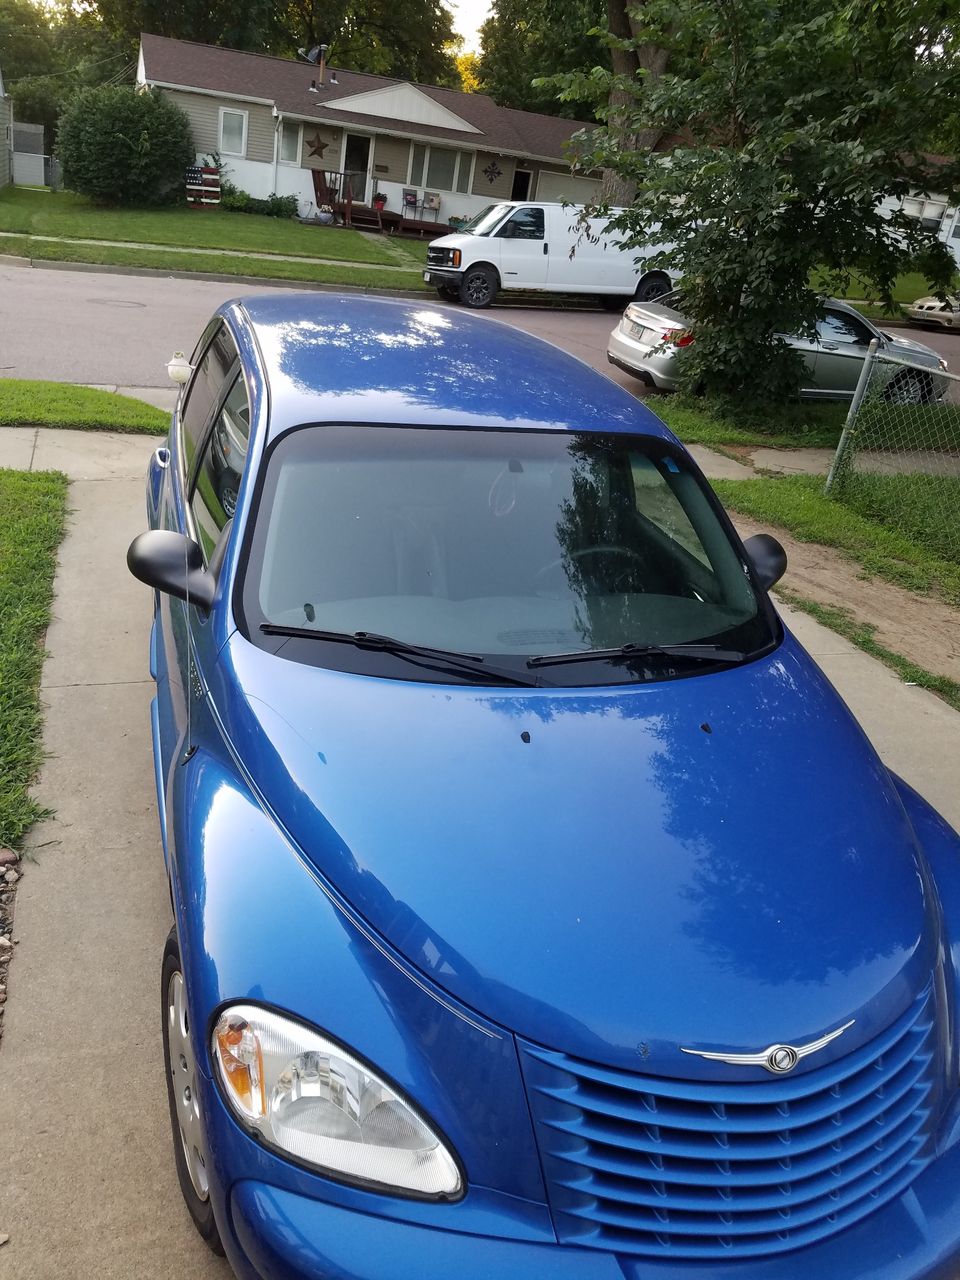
680, 1020, 855, 1075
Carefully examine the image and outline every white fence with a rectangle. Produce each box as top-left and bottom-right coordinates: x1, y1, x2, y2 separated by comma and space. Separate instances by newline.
13, 152, 45, 186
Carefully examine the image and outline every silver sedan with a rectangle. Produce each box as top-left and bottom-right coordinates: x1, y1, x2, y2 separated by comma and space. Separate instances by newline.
608, 297, 949, 402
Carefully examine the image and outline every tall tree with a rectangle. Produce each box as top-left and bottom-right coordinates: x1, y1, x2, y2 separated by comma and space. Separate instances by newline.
562, 0, 960, 402
268, 0, 459, 85
476, 0, 610, 119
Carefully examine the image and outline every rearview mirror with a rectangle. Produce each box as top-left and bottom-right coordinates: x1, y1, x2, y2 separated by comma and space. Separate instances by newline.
742, 533, 787, 591
127, 530, 215, 612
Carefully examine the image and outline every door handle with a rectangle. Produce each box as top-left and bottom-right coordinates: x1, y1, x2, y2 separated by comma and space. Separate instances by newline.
820, 341, 839, 350
154, 447, 170, 468
543, 242, 549, 255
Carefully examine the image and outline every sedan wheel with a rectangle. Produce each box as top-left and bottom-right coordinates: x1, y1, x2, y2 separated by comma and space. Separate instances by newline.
883, 370, 933, 405
162, 929, 224, 1254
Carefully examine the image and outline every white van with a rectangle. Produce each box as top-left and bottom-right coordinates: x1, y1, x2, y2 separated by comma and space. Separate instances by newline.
422, 202, 674, 309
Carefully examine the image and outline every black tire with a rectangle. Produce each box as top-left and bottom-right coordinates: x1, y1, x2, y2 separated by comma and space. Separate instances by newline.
218, 476, 239, 519
598, 295, 631, 312
459, 265, 498, 309
882, 369, 934, 405
436, 285, 460, 303
634, 272, 672, 303
161, 929, 224, 1256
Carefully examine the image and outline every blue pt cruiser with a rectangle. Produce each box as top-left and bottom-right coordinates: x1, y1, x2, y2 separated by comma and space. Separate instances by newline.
128, 295, 960, 1280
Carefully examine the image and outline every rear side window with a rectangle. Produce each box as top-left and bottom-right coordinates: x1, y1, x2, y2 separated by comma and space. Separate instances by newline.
500, 208, 544, 240
190, 375, 251, 561
180, 324, 239, 479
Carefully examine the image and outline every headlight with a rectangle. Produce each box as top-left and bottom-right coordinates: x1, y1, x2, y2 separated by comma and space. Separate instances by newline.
212, 1005, 462, 1197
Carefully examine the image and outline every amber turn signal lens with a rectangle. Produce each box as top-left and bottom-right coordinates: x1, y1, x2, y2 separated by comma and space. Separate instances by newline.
214, 1014, 266, 1119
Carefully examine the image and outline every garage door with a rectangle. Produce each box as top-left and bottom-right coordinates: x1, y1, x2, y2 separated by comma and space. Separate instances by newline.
536, 171, 601, 204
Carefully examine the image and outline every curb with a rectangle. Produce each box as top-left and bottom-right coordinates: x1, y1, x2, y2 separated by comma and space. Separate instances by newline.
0, 254, 431, 300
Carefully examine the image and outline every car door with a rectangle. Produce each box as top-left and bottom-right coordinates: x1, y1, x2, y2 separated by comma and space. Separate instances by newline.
153, 323, 241, 798
810, 309, 878, 396
494, 206, 548, 286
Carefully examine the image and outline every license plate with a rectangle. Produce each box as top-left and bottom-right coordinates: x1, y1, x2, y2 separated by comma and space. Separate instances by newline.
423, 271, 431, 282
630, 321, 651, 342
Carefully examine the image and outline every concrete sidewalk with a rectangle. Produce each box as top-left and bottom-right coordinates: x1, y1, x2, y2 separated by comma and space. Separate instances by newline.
0, 426, 957, 1278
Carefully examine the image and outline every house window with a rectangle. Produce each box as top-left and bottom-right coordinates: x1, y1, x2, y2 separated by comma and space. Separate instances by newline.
279, 120, 301, 164
408, 144, 472, 194
901, 195, 949, 234
219, 107, 248, 157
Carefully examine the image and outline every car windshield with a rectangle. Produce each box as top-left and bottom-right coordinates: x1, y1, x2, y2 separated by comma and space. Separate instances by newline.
458, 204, 512, 236
242, 426, 777, 684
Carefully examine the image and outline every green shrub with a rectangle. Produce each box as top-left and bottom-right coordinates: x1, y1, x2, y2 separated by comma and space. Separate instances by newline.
219, 180, 298, 219
58, 86, 194, 207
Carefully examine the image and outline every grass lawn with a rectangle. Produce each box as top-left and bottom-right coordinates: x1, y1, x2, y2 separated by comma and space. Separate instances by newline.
0, 232, 429, 291
0, 380, 168, 433
714, 473, 960, 605
0, 187, 430, 267
0, 470, 69, 846
831, 472, 959, 564
656, 396, 848, 448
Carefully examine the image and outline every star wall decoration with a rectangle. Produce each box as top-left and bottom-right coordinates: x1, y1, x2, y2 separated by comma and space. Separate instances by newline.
306, 133, 328, 159
483, 160, 502, 184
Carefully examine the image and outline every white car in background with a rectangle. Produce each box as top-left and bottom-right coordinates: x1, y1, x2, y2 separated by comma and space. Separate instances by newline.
905, 296, 960, 329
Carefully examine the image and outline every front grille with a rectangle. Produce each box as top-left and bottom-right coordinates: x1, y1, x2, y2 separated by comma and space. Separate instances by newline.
426, 246, 448, 267
520, 985, 939, 1260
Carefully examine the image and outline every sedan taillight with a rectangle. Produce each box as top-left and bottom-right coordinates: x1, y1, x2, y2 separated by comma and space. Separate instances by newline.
663, 329, 695, 348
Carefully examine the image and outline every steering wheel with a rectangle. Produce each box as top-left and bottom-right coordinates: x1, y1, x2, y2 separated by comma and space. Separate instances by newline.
535, 545, 648, 594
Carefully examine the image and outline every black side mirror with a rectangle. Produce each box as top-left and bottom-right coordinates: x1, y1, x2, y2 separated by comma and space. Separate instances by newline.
743, 533, 787, 591
127, 530, 215, 612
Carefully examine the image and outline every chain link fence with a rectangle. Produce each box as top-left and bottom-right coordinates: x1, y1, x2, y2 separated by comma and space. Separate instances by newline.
824, 339, 960, 563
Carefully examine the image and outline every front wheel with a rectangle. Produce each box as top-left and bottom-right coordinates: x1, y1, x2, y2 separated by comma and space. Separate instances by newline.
459, 265, 498, 309
883, 370, 934, 405
162, 929, 224, 1255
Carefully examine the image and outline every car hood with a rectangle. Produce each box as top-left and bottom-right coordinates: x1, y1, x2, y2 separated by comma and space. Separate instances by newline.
216, 631, 936, 1073
884, 331, 944, 365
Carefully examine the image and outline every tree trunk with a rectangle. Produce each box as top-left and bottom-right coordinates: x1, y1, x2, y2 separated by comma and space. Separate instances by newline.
599, 0, 668, 205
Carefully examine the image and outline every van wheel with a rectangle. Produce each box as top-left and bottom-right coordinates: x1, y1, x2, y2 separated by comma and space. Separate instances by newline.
460, 266, 498, 309
634, 273, 672, 303
436, 285, 460, 303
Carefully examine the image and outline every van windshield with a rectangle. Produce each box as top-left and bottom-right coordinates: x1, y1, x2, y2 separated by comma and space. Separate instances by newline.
241, 425, 778, 686
459, 204, 512, 236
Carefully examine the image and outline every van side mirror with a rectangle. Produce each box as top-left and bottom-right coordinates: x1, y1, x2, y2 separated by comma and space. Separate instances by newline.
742, 533, 787, 591
127, 530, 215, 612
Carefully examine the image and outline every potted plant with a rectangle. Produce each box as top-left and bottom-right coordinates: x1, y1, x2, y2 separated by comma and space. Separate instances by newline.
317, 204, 334, 225
373, 192, 388, 211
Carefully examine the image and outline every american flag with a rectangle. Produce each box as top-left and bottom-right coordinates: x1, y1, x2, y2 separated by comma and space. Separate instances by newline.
185, 165, 221, 208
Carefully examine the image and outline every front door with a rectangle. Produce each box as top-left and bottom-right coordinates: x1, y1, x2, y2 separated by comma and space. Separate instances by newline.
511, 169, 532, 201
343, 134, 371, 204
812, 309, 877, 397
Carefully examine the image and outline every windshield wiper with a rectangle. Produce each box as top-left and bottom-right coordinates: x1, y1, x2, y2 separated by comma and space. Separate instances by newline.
260, 624, 542, 687
527, 642, 747, 669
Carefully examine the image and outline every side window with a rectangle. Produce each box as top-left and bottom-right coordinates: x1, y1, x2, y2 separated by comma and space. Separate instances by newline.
816, 310, 872, 346
190, 375, 251, 562
180, 325, 239, 480
631, 456, 710, 566
499, 207, 544, 240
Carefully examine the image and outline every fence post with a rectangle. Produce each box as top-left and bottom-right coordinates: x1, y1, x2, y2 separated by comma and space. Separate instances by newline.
825, 338, 879, 495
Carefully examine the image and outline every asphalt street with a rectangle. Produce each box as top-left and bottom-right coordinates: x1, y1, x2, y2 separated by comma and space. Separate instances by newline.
5, 261, 958, 389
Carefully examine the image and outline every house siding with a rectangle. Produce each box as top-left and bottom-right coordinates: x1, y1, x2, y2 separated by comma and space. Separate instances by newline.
299, 123, 343, 171
160, 88, 274, 163
472, 150, 515, 200
0, 98, 11, 189
372, 134, 410, 183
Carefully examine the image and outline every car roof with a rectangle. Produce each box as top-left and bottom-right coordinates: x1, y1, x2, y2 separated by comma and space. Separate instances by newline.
225, 293, 676, 443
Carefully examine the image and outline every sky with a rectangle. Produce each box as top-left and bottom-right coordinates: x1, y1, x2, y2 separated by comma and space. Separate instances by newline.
448, 0, 492, 52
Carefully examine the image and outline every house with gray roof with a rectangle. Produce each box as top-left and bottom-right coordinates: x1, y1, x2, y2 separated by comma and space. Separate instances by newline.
136, 34, 600, 221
